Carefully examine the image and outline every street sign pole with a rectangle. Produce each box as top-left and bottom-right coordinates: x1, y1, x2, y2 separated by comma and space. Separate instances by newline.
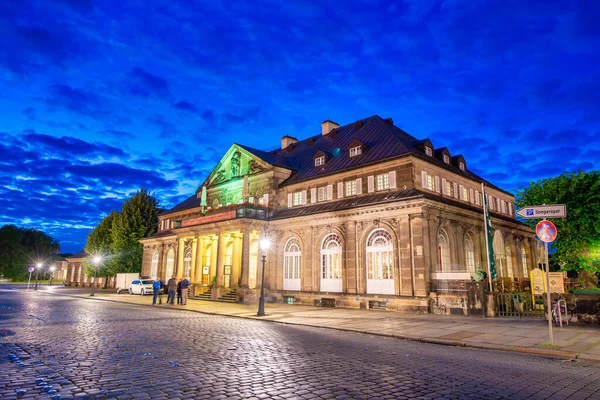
536, 218, 558, 346
544, 239, 553, 346
27, 271, 32, 289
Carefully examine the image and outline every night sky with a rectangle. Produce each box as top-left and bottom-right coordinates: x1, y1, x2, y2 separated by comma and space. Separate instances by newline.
1, 0, 599, 253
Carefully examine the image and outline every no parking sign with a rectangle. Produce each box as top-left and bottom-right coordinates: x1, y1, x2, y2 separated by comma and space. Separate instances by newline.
28, 266, 34, 273
536, 220, 557, 243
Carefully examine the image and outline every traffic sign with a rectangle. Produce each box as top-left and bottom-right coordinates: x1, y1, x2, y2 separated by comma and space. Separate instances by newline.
28, 266, 34, 273
536, 220, 558, 243
517, 204, 566, 219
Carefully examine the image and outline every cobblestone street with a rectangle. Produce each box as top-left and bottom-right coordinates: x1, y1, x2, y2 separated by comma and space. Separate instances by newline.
1, 288, 600, 400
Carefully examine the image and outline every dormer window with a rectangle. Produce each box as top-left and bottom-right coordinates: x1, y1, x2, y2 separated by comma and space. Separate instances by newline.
349, 146, 362, 157
459, 162, 465, 171
425, 147, 433, 156
443, 155, 450, 164
315, 156, 325, 166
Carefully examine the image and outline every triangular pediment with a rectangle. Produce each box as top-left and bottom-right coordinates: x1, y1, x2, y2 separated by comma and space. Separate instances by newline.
204, 144, 272, 188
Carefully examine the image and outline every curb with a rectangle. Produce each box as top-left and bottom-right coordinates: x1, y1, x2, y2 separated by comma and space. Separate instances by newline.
37, 291, 596, 362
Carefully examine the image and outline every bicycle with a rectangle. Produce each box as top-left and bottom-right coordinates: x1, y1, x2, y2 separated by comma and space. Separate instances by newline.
551, 297, 573, 327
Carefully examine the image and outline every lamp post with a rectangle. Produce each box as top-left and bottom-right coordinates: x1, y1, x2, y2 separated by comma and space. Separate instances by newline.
49, 266, 55, 286
34, 263, 42, 290
257, 238, 270, 317
90, 256, 101, 297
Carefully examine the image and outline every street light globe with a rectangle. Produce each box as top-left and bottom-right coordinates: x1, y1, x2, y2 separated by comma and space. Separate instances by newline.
94, 256, 101, 265
36, 263, 42, 269
260, 238, 271, 251
50, 266, 56, 272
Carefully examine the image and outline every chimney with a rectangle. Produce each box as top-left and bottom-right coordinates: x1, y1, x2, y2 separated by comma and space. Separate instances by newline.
321, 119, 340, 135
281, 135, 298, 149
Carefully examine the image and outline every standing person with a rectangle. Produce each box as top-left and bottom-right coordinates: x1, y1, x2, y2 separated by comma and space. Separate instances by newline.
176, 279, 182, 305
152, 279, 162, 305
167, 275, 177, 305
180, 276, 190, 305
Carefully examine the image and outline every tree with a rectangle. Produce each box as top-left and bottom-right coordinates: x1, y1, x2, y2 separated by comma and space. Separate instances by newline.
110, 188, 162, 274
84, 211, 119, 287
515, 171, 600, 272
0, 225, 60, 280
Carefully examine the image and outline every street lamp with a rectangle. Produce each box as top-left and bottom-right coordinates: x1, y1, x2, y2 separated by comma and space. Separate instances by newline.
257, 238, 270, 317
34, 263, 42, 290
49, 266, 56, 286
90, 256, 101, 297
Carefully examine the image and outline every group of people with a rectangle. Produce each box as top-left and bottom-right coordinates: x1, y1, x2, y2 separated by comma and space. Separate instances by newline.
152, 275, 190, 306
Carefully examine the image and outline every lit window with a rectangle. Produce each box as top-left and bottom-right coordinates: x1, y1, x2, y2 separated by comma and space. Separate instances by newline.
443, 154, 450, 164
317, 187, 326, 202
445, 180, 453, 196
345, 180, 356, 196
521, 245, 528, 276
427, 174, 435, 191
465, 235, 475, 275
462, 187, 469, 202
438, 230, 451, 272
425, 147, 433, 156
376, 174, 389, 191
315, 156, 325, 166
459, 162, 465, 171
349, 146, 362, 157
293, 192, 302, 206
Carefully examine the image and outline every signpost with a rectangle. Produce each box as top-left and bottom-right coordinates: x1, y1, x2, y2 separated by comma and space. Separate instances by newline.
517, 204, 566, 219
27, 266, 34, 289
536, 219, 558, 345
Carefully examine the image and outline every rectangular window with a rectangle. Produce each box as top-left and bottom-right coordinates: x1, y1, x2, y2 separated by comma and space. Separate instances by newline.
445, 180, 452, 196
462, 187, 468, 202
427, 174, 435, 191
349, 146, 362, 157
314, 156, 325, 166
345, 180, 356, 196
376, 173, 389, 190
459, 162, 465, 171
293, 192, 302, 206
317, 186, 326, 202
425, 147, 433, 156
443, 154, 450, 164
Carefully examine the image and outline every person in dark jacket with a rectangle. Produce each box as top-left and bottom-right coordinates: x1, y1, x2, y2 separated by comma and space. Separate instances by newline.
152, 279, 162, 305
176, 279, 182, 304
167, 276, 177, 305
180, 276, 190, 305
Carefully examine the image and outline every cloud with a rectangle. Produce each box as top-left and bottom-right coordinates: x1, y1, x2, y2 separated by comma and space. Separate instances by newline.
127, 67, 170, 98
173, 100, 199, 113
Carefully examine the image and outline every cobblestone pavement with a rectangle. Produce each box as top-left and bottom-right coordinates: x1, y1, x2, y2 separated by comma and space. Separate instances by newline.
1, 289, 600, 400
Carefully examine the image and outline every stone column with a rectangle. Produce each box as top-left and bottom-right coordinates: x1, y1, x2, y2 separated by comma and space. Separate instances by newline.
239, 229, 250, 288
214, 233, 224, 288
345, 222, 357, 294
190, 238, 198, 281
399, 217, 413, 296
410, 213, 428, 297
194, 237, 203, 284
176, 238, 185, 279
232, 234, 241, 289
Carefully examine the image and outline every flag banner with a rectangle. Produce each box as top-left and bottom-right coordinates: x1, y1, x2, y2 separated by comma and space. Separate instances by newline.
483, 189, 497, 280
200, 186, 207, 207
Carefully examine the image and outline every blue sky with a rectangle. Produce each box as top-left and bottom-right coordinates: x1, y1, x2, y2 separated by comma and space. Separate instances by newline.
1, 0, 599, 253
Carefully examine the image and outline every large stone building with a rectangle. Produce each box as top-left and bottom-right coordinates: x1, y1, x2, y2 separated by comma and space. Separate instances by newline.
140, 115, 537, 313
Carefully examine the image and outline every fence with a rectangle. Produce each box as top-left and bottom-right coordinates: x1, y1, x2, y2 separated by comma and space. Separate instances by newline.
492, 292, 546, 319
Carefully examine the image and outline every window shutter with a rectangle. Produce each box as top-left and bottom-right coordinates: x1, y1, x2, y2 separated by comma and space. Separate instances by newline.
501, 200, 506, 213
301, 190, 307, 205
435, 176, 440, 193
356, 178, 362, 195
287, 193, 293, 207
327, 184, 333, 200
388, 171, 397, 189
469, 188, 474, 203
421, 171, 427, 188
509, 203, 513, 216
459, 185, 464, 200
475, 190, 480, 206
441, 178, 447, 195
367, 175, 375, 192
263, 193, 269, 206
489, 195, 493, 209
453, 183, 458, 198
337, 182, 344, 198
310, 188, 317, 204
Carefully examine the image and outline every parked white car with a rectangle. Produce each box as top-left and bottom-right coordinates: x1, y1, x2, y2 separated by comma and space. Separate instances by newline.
129, 279, 155, 295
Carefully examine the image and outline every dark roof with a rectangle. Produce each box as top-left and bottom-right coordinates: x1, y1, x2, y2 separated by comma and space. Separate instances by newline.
67, 250, 88, 259
142, 230, 177, 240
163, 193, 199, 215
236, 144, 298, 170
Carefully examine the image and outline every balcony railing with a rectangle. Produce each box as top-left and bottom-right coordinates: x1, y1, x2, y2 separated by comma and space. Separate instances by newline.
173, 204, 271, 228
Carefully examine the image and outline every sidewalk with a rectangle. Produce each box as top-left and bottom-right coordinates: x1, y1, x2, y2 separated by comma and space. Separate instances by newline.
53, 288, 600, 362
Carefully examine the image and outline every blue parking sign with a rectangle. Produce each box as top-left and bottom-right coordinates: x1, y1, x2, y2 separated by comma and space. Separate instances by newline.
526, 209, 534, 216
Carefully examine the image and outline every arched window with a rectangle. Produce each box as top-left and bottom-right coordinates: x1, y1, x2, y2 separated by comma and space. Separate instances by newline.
465, 234, 476, 275
283, 238, 301, 291
183, 249, 192, 278
151, 250, 159, 279
366, 228, 394, 294
320, 233, 342, 292
438, 230, 451, 272
224, 242, 233, 288
505, 244, 513, 278
521, 244, 528, 277
165, 248, 175, 281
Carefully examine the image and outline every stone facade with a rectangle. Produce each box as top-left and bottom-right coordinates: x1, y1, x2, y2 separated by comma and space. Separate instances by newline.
140, 115, 537, 312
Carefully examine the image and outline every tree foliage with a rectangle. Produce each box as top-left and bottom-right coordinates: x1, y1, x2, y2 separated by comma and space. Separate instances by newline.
84, 211, 118, 279
515, 171, 600, 272
0, 225, 60, 279
107, 188, 162, 274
